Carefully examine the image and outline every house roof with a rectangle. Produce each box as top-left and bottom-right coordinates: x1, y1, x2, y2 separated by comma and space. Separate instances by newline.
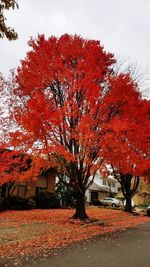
89, 182, 110, 192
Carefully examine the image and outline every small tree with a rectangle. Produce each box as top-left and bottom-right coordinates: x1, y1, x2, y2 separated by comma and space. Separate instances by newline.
111, 167, 139, 212
100, 98, 150, 212
0, 148, 32, 197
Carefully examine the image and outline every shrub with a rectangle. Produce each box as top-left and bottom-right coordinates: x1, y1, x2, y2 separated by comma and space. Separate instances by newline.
0, 198, 9, 211
92, 199, 102, 206
0, 196, 36, 210
35, 191, 60, 209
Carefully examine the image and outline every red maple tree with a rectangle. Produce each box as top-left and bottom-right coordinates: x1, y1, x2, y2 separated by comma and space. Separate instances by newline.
0, 147, 32, 197
100, 95, 150, 212
4, 34, 150, 219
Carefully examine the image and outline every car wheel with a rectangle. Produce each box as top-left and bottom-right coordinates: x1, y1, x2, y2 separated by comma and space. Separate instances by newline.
112, 203, 116, 207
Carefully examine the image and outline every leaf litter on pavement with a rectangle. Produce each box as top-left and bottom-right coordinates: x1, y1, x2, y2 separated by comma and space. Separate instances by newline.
0, 208, 149, 266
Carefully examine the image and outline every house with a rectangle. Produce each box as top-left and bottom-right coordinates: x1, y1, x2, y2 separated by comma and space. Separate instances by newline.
0, 168, 57, 199
85, 172, 119, 204
117, 179, 150, 206
0, 148, 57, 199
133, 179, 150, 206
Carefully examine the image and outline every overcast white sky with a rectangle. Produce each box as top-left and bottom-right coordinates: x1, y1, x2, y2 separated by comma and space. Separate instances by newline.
0, 0, 150, 84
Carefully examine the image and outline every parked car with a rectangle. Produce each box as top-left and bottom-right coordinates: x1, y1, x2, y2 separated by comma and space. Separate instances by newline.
147, 206, 150, 216
100, 197, 122, 207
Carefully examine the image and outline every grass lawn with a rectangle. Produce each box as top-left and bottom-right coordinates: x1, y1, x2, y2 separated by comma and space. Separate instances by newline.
0, 208, 149, 262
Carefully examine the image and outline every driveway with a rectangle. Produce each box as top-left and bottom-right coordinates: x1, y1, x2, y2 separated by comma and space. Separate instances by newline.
17, 221, 150, 267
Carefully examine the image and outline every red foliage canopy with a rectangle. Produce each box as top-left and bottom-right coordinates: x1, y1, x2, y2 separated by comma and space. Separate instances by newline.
0, 148, 32, 185
0, 146, 55, 185
3, 34, 150, 190
100, 93, 150, 181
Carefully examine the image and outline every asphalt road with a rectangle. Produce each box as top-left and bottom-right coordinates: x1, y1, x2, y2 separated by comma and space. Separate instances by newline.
2, 222, 150, 267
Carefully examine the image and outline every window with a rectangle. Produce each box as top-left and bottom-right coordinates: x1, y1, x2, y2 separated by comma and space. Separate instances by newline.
103, 179, 107, 186
108, 181, 111, 187
17, 185, 26, 197
36, 187, 47, 195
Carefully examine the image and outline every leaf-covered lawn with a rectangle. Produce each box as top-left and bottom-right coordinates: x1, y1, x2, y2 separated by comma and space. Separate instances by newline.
0, 208, 149, 260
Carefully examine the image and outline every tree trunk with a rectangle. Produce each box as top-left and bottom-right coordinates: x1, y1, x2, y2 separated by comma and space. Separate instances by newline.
72, 190, 88, 221
120, 174, 139, 213
124, 196, 132, 212
111, 168, 139, 214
